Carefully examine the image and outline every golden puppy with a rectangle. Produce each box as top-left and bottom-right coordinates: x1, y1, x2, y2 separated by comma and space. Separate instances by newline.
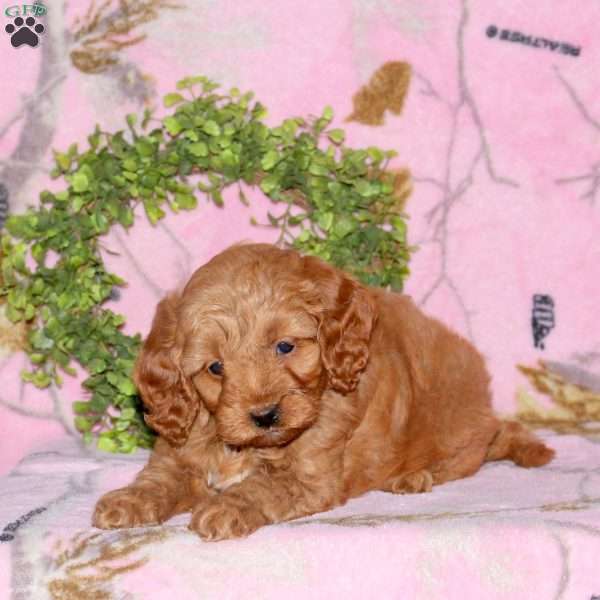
93, 243, 554, 540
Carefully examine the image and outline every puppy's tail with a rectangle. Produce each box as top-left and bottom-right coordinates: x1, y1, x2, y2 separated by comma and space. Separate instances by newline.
485, 420, 555, 468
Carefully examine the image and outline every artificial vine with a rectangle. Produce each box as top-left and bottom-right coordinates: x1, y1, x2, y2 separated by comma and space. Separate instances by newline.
0, 76, 411, 452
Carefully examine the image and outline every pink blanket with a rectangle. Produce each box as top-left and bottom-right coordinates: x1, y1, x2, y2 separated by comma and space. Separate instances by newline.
1, 1, 599, 598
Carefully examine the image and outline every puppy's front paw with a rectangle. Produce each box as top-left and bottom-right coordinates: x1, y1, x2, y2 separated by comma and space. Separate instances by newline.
92, 487, 171, 529
190, 495, 265, 541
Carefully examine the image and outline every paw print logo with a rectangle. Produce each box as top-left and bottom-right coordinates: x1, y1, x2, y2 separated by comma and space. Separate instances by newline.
5, 16, 45, 48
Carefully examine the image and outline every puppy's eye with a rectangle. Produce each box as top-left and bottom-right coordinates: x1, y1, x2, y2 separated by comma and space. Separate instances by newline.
276, 341, 295, 355
208, 361, 224, 376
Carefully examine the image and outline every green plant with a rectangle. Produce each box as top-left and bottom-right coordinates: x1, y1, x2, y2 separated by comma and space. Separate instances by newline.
0, 75, 411, 453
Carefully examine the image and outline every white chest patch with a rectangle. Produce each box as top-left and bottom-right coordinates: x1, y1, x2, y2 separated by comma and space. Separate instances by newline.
206, 467, 253, 492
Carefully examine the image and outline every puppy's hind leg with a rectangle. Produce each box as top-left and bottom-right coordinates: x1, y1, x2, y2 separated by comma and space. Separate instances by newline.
381, 469, 434, 494
381, 423, 498, 494
485, 420, 555, 467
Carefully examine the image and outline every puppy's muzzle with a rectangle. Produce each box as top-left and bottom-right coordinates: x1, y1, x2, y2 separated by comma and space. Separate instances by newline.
250, 404, 280, 429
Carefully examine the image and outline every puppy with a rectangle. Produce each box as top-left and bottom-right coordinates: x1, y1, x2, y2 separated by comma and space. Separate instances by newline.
93, 243, 554, 540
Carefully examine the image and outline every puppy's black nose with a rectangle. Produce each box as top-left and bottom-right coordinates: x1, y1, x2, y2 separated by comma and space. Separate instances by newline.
250, 405, 280, 429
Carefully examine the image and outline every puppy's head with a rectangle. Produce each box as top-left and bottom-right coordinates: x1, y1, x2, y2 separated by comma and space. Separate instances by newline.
135, 244, 377, 448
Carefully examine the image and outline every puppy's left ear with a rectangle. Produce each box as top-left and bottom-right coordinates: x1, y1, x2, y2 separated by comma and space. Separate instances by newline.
302, 257, 377, 394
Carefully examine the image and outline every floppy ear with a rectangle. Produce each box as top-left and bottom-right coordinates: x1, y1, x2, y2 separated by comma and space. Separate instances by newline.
134, 293, 201, 447
302, 257, 377, 394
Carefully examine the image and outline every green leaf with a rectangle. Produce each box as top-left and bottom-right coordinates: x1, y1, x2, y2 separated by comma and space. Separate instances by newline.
322, 105, 334, 121
259, 175, 279, 195
72, 172, 89, 193
184, 129, 199, 142
164, 116, 183, 136
73, 401, 90, 414
116, 432, 137, 453
332, 215, 355, 239
32, 370, 51, 388
29, 353, 45, 365
97, 435, 118, 453
122, 158, 137, 172
175, 193, 198, 210
317, 211, 334, 232
141, 108, 153, 129
188, 142, 209, 157
203, 120, 221, 136
163, 92, 185, 107
296, 229, 311, 243
23, 304, 35, 321
117, 377, 137, 396
211, 189, 224, 207
355, 180, 373, 197
75, 416, 92, 432
30, 329, 54, 350
143, 200, 166, 225
5, 304, 22, 322
72, 195, 87, 213
327, 129, 345, 145
120, 407, 136, 420
367, 146, 384, 164
88, 131, 101, 149
88, 358, 107, 373
391, 215, 406, 233
135, 139, 155, 157
261, 150, 279, 171
54, 152, 71, 171
31, 278, 44, 295
176, 75, 215, 90
309, 163, 329, 177
10, 244, 27, 273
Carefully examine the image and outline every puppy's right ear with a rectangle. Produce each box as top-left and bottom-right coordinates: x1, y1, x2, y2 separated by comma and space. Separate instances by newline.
301, 255, 377, 394
134, 293, 201, 447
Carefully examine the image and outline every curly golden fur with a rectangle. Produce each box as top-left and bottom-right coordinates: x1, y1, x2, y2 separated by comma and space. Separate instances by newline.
93, 243, 555, 540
